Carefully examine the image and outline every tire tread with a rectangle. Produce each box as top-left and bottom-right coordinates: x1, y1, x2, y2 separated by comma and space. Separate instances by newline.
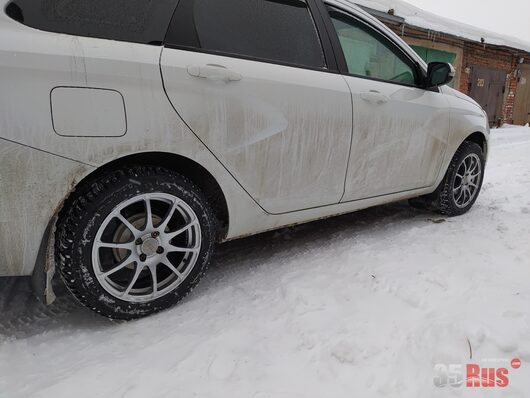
55, 166, 216, 320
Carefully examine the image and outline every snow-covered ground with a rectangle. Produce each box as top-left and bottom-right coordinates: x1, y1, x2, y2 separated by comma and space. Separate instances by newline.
1, 126, 530, 397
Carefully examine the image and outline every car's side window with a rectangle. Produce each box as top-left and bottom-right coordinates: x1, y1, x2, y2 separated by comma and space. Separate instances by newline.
5, 0, 177, 45
328, 8, 417, 85
165, 0, 326, 69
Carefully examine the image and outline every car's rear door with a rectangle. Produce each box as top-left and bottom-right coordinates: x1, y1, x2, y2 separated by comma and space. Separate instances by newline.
160, 0, 353, 214
322, 3, 451, 202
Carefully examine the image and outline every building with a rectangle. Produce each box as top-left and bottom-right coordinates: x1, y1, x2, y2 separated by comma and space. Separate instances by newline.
354, 0, 530, 126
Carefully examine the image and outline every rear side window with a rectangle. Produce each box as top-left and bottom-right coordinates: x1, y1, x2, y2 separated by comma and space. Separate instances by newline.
165, 0, 326, 69
5, 0, 178, 45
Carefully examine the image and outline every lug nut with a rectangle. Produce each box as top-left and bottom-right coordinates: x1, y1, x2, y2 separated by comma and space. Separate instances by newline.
152, 231, 160, 238
156, 247, 164, 254
135, 238, 143, 245
139, 254, 147, 262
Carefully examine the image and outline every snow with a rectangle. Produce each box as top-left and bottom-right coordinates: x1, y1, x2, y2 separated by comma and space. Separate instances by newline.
350, 0, 530, 53
2, 125, 530, 397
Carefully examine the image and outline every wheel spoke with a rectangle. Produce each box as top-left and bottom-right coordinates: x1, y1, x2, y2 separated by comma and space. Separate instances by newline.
469, 158, 479, 173
167, 219, 199, 239
456, 188, 465, 204
116, 213, 141, 237
97, 241, 134, 250
462, 159, 469, 174
122, 263, 144, 297
144, 197, 154, 230
149, 265, 158, 296
161, 259, 184, 280
168, 245, 200, 254
102, 257, 135, 278
159, 198, 180, 232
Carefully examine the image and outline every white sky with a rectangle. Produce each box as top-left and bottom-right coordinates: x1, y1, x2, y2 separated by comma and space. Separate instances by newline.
404, 0, 530, 39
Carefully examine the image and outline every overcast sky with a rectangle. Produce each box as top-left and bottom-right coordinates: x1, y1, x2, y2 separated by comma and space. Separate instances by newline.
404, 0, 530, 39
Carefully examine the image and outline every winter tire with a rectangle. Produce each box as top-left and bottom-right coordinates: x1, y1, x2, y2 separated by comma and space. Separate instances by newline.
438, 141, 485, 216
55, 166, 217, 320
411, 141, 485, 217
409, 141, 485, 217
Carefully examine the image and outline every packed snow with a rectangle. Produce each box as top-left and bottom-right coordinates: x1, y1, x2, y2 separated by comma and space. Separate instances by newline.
351, 0, 530, 52
1, 126, 530, 397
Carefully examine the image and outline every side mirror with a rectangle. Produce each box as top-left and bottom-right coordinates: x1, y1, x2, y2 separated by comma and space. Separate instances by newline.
426, 62, 455, 88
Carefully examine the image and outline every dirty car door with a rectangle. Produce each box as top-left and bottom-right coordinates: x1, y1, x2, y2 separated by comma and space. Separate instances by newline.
160, 0, 352, 214
325, 6, 450, 202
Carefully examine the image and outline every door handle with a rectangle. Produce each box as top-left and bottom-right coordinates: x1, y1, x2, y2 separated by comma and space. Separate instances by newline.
360, 91, 389, 105
187, 64, 242, 82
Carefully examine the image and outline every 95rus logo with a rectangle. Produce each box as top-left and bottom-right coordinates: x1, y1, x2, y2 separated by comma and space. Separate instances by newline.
434, 358, 522, 388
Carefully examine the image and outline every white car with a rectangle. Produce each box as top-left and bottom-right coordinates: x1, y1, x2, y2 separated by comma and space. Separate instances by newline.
0, 0, 489, 319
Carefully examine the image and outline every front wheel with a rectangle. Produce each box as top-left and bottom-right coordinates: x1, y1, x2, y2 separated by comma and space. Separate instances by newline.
438, 141, 485, 216
412, 141, 485, 217
55, 166, 216, 320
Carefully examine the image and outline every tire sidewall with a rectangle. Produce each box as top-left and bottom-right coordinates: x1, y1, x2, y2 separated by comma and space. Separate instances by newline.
58, 168, 215, 319
443, 142, 485, 216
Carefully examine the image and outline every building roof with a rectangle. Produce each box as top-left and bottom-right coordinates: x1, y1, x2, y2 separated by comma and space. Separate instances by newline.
351, 0, 530, 53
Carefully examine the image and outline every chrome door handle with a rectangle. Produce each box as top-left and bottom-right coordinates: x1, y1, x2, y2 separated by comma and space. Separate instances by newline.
187, 64, 242, 82
360, 91, 389, 105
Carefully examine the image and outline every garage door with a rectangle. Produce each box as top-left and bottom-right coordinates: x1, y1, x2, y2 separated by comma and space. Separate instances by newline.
469, 66, 507, 126
513, 65, 530, 126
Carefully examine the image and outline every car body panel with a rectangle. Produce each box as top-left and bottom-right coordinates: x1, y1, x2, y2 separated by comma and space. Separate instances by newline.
50, 87, 127, 137
161, 49, 353, 214
0, 0, 489, 278
441, 86, 490, 161
0, 14, 267, 276
0, 139, 93, 276
341, 77, 450, 201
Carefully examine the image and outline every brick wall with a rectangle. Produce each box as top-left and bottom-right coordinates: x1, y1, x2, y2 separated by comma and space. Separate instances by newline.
459, 43, 520, 124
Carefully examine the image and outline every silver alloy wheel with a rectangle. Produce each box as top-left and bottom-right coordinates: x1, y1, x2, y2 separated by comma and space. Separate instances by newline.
453, 153, 482, 209
92, 193, 201, 303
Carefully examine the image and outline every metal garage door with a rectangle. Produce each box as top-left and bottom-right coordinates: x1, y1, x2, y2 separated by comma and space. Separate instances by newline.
513, 65, 530, 126
469, 66, 507, 126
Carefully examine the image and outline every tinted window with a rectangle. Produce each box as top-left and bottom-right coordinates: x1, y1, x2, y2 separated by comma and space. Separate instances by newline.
329, 9, 416, 85
5, 0, 178, 44
165, 0, 326, 69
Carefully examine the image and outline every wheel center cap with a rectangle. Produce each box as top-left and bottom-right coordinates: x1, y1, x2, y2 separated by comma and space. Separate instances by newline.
141, 237, 159, 257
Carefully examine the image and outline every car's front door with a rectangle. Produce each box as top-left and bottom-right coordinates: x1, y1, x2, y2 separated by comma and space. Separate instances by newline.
324, 5, 451, 202
160, 0, 353, 215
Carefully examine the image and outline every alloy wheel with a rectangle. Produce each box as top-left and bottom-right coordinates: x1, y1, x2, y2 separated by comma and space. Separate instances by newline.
452, 153, 482, 209
92, 193, 202, 303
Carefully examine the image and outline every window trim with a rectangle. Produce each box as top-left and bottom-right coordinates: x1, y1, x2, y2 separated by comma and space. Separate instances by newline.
4, 0, 178, 46
163, 0, 339, 74
317, 2, 431, 89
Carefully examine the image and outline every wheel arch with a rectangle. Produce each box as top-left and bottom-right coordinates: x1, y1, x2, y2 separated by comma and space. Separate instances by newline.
33, 151, 230, 304
69, 152, 230, 239
463, 131, 488, 159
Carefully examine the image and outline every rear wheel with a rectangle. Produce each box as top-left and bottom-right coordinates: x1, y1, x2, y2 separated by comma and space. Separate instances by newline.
55, 166, 216, 320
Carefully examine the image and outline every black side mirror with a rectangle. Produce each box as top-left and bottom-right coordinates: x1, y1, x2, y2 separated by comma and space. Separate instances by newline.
426, 62, 455, 88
